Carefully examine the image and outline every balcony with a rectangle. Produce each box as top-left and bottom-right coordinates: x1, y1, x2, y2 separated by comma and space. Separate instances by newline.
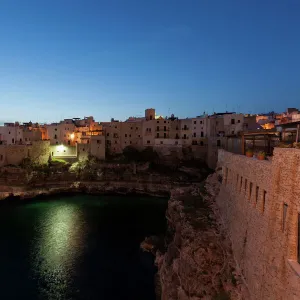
155, 128, 169, 132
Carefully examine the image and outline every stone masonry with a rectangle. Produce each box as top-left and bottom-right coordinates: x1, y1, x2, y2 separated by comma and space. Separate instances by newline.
216, 148, 300, 300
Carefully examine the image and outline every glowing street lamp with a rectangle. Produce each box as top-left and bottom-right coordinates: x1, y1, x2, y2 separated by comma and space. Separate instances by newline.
70, 133, 75, 140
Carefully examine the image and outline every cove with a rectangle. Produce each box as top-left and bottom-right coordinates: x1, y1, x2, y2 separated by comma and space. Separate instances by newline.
0, 194, 168, 300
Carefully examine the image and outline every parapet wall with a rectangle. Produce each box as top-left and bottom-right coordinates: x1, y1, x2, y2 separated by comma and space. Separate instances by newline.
216, 148, 300, 300
0, 141, 50, 167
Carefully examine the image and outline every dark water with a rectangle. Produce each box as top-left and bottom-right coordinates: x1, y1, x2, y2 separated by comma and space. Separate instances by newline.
0, 194, 168, 300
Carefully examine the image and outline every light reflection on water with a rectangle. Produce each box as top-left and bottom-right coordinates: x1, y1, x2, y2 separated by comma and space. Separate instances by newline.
0, 195, 167, 300
30, 203, 86, 299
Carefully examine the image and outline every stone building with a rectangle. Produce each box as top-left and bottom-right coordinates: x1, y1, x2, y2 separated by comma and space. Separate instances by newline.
223, 113, 244, 136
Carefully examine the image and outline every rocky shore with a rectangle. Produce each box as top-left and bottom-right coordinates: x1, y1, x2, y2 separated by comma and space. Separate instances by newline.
155, 179, 247, 300
0, 180, 187, 201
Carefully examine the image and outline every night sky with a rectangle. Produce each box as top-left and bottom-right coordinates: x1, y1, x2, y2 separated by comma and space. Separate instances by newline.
0, 0, 299, 123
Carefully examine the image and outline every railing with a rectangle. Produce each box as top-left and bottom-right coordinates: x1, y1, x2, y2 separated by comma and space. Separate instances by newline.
155, 128, 169, 131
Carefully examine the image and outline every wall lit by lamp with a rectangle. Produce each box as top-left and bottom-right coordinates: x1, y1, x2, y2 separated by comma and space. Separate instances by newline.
57, 144, 65, 152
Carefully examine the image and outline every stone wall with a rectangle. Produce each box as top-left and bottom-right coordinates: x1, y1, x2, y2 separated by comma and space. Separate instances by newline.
1, 145, 28, 166
29, 141, 50, 164
216, 148, 300, 299
0, 141, 50, 167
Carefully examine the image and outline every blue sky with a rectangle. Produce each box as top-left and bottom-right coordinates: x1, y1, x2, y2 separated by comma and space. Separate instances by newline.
0, 0, 299, 123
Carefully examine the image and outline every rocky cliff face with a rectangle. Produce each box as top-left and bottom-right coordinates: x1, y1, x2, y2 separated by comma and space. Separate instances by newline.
0, 180, 178, 201
155, 181, 247, 300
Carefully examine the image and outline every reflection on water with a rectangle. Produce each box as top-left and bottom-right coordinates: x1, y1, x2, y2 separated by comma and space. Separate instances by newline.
31, 204, 86, 299
0, 195, 167, 300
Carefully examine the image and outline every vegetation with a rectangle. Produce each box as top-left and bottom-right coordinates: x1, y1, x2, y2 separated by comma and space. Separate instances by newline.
213, 290, 231, 300
122, 146, 159, 163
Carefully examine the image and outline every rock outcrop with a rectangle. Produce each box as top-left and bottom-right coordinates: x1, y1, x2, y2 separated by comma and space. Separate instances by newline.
156, 180, 247, 300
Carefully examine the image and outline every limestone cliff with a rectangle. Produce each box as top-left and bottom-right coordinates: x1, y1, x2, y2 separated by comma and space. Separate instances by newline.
155, 180, 247, 300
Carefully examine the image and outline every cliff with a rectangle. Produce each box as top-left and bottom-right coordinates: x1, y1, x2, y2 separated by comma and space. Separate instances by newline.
0, 180, 181, 201
155, 181, 247, 300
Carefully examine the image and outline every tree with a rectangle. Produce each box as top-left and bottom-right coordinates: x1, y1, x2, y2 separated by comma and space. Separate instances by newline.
122, 146, 140, 162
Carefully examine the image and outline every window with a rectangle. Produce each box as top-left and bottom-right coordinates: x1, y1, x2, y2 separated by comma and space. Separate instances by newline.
129, 134, 131, 137
156, 126, 159, 131
150, 116, 153, 120
164, 126, 166, 131
136, 127, 138, 130
262, 191, 267, 212
115, 140, 117, 144
55, 128, 57, 131
245, 179, 247, 192
157, 120, 159, 123
54, 134, 57, 139
68, 140, 70, 145
256, 186, 259, 204
130, 141, 132, 144
130, 127, 133, 130
193, 133, 196, 137
249, 182, 253, 200
164, 133, 166, 138
283, 203, 288, 231
156, 133, 159, 138
12, 138, 14, 144
200, 121, 203, 124
183, 134, 187, 139
138, 135, 140, 137
82, 148, 85, 151
217, 140, 221, 146
231, 119, 235, 124
147, 140, 150, 144
164, 121, 166, 123
240, 177, 243, 192
107, 133, 109, 137
201, 132, 204, 137
200, 141, 204, 146
8, 131, 10, 134
125, 134, 127, 137
232, 131, 234, 134
160, 141, 163, 144
97, 140, 101, 144
0, 155, 3, 161
194, 121, 196, 124
238, 120, 241, 123
194, 127, 196, 130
